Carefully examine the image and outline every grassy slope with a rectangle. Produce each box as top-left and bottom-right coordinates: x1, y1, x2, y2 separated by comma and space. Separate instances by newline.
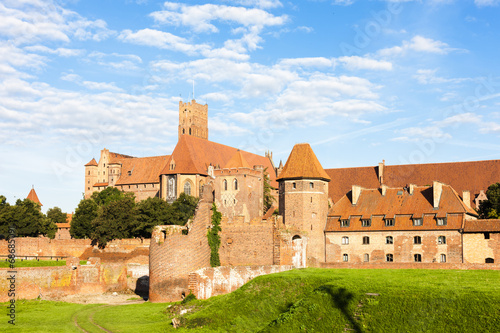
0, 260, 66, 268
1, 269, 499, 332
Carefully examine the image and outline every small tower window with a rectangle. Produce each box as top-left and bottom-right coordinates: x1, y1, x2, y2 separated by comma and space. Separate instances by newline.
310, 182, 314, 189
189, 128, 191, 135
234, 179, 238, 190
224, 179, 228, 191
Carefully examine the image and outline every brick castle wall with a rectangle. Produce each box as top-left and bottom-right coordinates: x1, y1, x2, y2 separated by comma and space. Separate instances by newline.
0, 237, 150, 263
219, 216, 275, 266
320, 262, 499, 270
188, 265, 294, 299
463, 232, 500, 263
0, 258, 149, 302
149, 201, 212, 303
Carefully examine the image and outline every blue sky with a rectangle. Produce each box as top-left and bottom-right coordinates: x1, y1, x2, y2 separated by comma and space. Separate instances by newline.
1, 0, 500, 213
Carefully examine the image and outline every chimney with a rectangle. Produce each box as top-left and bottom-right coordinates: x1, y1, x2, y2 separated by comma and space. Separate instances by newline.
433, 181, 443, 209
352, 185, 363, 205
378, 160, 385, 184
409, 184, 417, 195
381, 184, 388, 196
462, 190, 471, 208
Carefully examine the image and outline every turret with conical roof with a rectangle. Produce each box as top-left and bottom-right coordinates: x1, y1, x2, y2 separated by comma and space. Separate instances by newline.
278, 143, 330, 267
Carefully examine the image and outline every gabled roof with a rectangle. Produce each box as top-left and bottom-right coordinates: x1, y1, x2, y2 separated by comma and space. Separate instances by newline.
277, 143, 330, 181
27, 188, 42, 206
108, 152, 134, 164
324, 159, 500, 207
328, 184, 477, 220
115, 155, 170, 185
463, 219, 500, 232
160, 135, 277, 187
85, 158, 98, 166
225, 150, 250, 169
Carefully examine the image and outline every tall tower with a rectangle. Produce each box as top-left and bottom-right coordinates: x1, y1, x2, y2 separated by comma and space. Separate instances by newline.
277, 143, 330, 266
178, 99, 208, 141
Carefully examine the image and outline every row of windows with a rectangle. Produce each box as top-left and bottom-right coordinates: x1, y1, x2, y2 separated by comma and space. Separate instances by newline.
342, 253, 447, 263
340, 217, 447, 227
340, 235, 447, 245
291, 182, 315, 189
223, 179, 238, 191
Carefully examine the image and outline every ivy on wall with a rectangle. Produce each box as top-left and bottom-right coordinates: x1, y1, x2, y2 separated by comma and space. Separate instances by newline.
207, 203, 222, 267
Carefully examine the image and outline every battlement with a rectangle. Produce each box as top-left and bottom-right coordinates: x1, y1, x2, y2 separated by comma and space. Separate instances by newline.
178, 99, 208, 140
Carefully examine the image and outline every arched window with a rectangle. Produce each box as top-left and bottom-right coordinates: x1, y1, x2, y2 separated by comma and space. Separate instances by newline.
386, 236, 393, 244
438, 236, 446, 244
342, 236, 349, 245
342, 254, 348, 262
363, 236, 370, 245
363, 254, 369, 262
485, 258, 494, 263
386, 254, 393, 262
199, 181, 203, 197
414, 254, 422, 262
309, 182, 314, 189
223, 179, 228, 191
440, 254, 446, 263
414, 236, 422, 244
168, 177, 175, 197
234, 179, 238, 190
184, 181, 191, 195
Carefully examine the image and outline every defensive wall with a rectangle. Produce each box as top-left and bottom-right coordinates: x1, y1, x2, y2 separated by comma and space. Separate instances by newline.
0, 237, 150, 263
0, 258, 150, 302
188, 265, 294, 299
320, 262, 499, 270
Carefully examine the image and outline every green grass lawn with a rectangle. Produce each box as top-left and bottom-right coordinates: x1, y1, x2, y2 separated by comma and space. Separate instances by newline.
0, 260, 66, 268
1, 269, 499, 332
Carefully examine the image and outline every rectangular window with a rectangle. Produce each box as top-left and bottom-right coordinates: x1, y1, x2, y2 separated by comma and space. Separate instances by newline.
363, 254, 369, 262
362, 219, 371, 227
385, 219, 395, 227
484, 232, 490, 240
414, 254, 422, 262
342, 254, 348, 262
342, 237, 349, 245
363, 236, 370, 245
440, 254, 446, 263
436, 218, 447, 226
414, 236, 422, 244
340, 219, 350, 227
413, 218, 423, 226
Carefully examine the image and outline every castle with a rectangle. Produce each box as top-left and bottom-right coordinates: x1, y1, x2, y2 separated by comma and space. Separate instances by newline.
84, 100, 500, 302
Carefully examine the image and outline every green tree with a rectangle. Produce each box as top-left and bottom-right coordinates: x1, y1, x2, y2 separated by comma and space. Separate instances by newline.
478, 183, 500, 219
134, 197, 171, 239
0, 196, 13, 239
11, 199, 56, 238
47, 207, 67, 224
70, 199, 98, 239
169, 192, 199, 225
90, 187, 124, 206
207, 203, 222, 267
91, 194, 137, 248
263, 168, 276, 214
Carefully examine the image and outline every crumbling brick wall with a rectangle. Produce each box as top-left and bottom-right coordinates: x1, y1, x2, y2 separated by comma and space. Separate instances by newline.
149, 201, 212, 303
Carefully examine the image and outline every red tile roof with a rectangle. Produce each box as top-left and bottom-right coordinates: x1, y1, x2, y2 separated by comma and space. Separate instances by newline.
463, 219, 500, 232
263, 205, 277, 220
115, 155, 169, 185
27, 188, 42, 206
326, 184, 477, 232
160, 135, 277, 187
225, 150, 251, 169
325, 159, 500, 207
277, 143, 330, 181
108, 152, 134, 164
93, 182, 108, 187
85, 158, 98, 166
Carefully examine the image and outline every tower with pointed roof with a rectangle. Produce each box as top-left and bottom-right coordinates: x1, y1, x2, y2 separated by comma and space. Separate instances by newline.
277, 143, 331, 266
27, 186, 42, 208
178, 99, 208, 141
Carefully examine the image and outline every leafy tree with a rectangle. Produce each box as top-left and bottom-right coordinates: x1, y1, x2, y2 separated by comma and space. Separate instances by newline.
47, 207, 67, 224
169, 192, 199, 226
70, 199, 98, 239
207, 203, 222, 267
263, 168, 276, 214
134, 197, 171, 239
11, 199, 56, 238
478, 183, 500, 219
90, 187, 125, 206
91, 195, 137, 248
0, 195, 13, 239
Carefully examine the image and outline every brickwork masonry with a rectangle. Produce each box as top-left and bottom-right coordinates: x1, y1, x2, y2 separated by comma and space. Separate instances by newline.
189, 265, 294, 299
0, 258, 149, 302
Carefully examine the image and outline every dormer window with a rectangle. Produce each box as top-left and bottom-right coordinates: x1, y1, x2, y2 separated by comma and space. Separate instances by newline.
385, 218, 395, 227
361, 219, 371, 227
128, 170, 132, 176
436, 217, 447, 226
340, 219, 349, 227
413, 218, 423, 226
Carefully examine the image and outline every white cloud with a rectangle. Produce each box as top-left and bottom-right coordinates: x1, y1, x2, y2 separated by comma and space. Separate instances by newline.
337, 56, 393, 71
392, 126, 452, 142
474, 0, 500, 7
151, 3, 288, 33
24, 45, 84, 57
436, 113, 482, 127
413, 69, 472, 84
278, 57, 333, 68
231, 0, 283, 9
378, 35, 459, 57
60, 72, 123, 92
